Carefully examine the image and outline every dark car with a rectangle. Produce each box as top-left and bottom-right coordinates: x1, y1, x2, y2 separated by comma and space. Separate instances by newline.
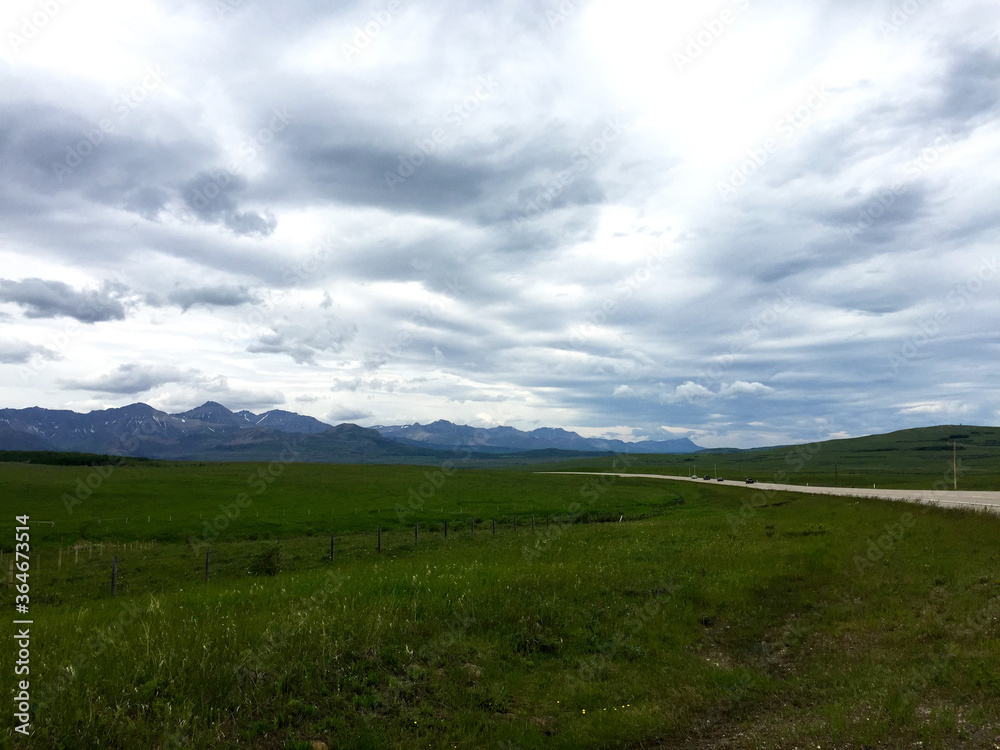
745, 478, 755, 484
717, 477, 724, 482
703, 475, 711, 480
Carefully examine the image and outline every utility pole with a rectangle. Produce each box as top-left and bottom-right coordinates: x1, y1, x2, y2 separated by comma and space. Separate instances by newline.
953, 442, 957, 490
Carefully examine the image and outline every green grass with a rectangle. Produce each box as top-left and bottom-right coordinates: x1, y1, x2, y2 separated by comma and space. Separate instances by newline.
1, 454, 999, 748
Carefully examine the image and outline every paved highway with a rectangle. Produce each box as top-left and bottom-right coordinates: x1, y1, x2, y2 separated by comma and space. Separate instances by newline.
539, 472, 1000, 513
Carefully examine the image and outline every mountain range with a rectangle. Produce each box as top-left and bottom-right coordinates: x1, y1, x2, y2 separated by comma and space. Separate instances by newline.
371, 420, 700, 454
0, 402, 702, 462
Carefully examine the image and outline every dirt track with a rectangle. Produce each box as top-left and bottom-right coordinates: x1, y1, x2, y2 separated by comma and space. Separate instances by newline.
540, 472, 1000, 513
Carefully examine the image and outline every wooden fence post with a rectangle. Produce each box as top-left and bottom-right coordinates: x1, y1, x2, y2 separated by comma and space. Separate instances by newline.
330, 533, 335, 561
492, 518, 495, 535
205, 548, 211, 583
111, 556, 117, 597
377, 527, 381, 553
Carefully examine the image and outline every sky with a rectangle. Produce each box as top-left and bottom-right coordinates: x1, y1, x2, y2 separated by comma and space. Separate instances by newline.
1, 0, 998, 449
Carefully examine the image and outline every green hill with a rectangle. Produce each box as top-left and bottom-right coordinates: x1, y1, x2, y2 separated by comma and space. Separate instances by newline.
528, 424, 1000, 491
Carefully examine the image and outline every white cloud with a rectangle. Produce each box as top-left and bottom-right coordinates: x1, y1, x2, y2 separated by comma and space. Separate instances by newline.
0, 0, 998, 448
719, 381, 775, 398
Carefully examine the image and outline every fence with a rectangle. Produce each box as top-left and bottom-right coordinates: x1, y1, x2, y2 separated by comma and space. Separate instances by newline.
5, 511, 643, 599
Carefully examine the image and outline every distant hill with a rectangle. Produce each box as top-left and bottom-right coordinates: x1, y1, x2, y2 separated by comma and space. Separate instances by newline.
371, 419, 702, 454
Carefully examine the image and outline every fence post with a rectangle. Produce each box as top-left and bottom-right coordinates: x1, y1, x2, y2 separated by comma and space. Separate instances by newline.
513, 515, 517, 533
546, 514, 549, 530
492, 518, 495, 535
531, 514, 535, 533
111, 556, 117, 597
377, 527, 381, 553
444, 520, 448, 539
330, 533, 335, 561
205, 548, 211, 583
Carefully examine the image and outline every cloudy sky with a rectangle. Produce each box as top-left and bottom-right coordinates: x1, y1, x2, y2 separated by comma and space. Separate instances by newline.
1, 0, 998, 448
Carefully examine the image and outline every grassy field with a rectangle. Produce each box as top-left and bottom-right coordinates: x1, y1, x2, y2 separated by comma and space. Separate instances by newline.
1, 441, 999, 748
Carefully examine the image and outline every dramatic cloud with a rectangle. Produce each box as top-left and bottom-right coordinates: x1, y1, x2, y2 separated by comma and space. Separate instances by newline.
0, 278, 127, 323
0, 0, 997, 447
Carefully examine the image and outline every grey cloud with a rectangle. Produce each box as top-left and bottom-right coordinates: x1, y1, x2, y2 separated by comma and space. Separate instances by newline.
155, 284, 262, 311
937, 46, 1000, 126
247, 316, 358, 364
327, 407, 374, 423
63, 363, 189, 394
0, 278, 127, 323
0, 339, 59, 365
180, 171, 278, 237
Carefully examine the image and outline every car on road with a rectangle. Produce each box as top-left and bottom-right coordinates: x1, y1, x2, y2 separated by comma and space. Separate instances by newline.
745, 478, 755, 484
691, 475, 698, 479
717, 477, 724, 482
703, 475, 711, 480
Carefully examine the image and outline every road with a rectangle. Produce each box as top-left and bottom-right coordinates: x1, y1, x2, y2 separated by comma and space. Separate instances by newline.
539, 472, 1000, 513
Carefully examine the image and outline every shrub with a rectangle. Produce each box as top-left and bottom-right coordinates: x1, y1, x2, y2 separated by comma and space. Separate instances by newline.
248, 541, 282, 576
